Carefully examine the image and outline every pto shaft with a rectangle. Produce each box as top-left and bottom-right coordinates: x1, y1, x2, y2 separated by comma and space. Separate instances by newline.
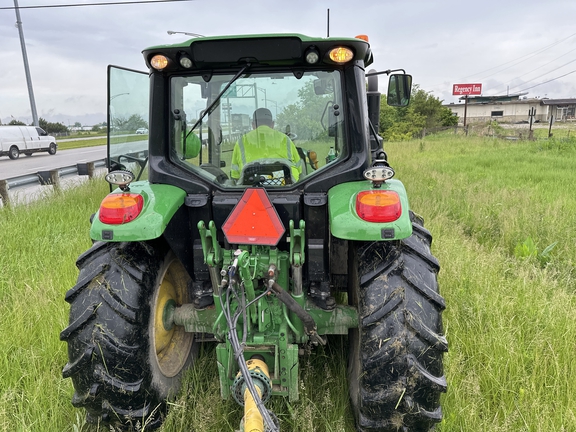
244, 385, 264, 432
233, 358, 273, 432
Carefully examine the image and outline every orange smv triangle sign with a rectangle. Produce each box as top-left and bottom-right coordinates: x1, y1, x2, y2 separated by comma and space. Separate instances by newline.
222, 188, 285, 246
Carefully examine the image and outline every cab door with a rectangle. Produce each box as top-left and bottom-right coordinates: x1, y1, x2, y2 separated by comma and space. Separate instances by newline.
107, 65, 149, 182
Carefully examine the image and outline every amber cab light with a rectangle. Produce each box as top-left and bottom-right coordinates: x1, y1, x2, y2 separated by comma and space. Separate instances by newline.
328, 47, 354, 63
356, 190, 401, 223
151, 54, 169, 70
99, 193, 144, 225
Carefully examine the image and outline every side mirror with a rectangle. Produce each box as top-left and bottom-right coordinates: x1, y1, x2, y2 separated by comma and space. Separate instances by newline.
327, 107, 338, 137
314, 78, 334, 95
201, 82, 209, 99
387, 74, 412, 107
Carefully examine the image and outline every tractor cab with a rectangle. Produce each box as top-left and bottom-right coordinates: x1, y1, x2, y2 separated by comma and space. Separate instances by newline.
107, 34, 411, 192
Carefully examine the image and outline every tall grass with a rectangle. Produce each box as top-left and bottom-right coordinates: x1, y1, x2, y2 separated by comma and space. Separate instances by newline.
0, 180, 109, 432
1, 135, 575, 431
387, 134, 576, 431
161, 340, 354, 432
57, 134, 146, 150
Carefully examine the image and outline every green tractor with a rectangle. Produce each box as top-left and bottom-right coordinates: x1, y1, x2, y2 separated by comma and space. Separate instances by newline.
61, 33, 447, 431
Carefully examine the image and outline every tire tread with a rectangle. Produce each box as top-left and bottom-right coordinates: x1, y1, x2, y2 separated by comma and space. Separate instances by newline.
61, 241, 192, 430
350, 213, 447, 431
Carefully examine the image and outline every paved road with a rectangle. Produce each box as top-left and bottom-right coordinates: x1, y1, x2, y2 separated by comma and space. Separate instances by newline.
0, 146, 107, 180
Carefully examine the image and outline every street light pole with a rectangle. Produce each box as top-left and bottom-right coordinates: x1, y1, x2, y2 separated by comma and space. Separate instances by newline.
267, 100, 278, 117
167, 30, 204, 38
257, 87, 267, 108
14, 0, 38, 126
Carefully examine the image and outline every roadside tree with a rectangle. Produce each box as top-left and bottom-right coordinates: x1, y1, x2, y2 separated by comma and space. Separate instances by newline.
380, 85, 458, 140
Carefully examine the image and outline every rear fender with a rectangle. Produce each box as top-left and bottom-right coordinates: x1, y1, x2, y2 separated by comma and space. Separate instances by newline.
328, 179, 412, 241
90, 181, 186, 241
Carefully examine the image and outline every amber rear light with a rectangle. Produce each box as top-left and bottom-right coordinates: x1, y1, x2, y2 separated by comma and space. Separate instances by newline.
99, 193, 144, 225
355, 190, 402, 223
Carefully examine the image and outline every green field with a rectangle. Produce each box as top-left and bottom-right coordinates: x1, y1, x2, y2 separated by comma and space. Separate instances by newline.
0, 134, 575, 431
57, 134, 146, 151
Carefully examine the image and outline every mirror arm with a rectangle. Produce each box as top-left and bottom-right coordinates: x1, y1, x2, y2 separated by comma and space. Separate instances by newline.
366, 68, 406, 77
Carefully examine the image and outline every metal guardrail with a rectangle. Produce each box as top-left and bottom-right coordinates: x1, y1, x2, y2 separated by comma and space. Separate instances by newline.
0, 159, 107, 207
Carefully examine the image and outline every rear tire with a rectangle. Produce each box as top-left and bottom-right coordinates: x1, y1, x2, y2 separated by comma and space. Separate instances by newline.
348, 213, 447, 431
60, 241, 196, 430
8, 146, 19, 160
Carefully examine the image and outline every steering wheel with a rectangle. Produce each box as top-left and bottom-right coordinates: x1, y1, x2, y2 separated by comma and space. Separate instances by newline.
238, 159, 295, 186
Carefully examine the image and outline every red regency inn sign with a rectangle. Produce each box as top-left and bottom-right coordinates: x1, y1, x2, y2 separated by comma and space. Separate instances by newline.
452, 83, 482, 96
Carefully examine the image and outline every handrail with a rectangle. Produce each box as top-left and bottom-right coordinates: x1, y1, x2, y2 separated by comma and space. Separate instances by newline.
0, 159, 107, 207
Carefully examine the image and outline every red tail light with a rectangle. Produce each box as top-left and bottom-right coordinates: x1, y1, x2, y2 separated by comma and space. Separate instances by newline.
356, 190, 402, 223
99, 193, 144, 225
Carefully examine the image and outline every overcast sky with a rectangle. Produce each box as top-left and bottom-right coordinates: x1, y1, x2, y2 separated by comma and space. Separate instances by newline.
2, 0, 576, 126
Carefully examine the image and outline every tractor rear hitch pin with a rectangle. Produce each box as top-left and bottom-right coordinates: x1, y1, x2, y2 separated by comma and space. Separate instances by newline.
267, 264, 277, 280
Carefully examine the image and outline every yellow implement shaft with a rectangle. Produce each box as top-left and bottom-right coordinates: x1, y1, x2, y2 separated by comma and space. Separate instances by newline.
242, 358, 270, 432
244, 386, 264, 432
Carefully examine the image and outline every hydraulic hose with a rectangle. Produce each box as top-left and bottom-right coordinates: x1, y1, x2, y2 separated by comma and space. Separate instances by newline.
223, 263, 279, 432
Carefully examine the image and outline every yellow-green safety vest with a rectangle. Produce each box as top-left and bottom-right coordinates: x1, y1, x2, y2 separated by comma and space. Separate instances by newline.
231, 126, 302, 180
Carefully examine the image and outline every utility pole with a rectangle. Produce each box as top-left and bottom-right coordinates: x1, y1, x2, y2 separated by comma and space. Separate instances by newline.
528, 107, 536, 140
463, 95, 469, 136
14, 0, 39, 126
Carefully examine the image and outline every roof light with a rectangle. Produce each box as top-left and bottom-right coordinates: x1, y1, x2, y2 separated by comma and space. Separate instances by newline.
99, 193, 144, 225
329, 47, 354, 64
151, 54, 169, 70
222, 188, 285, 246
355, 34, 369, 42
305, 47, 320, 64
355, 190, 401, 223
179, 55, 193, 68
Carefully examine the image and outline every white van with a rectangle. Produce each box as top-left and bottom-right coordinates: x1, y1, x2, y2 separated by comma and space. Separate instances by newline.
0, 126, 58, 160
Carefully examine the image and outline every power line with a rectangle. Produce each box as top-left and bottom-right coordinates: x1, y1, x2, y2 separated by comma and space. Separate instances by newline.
0, 0, 194, 10
505, 58, 576, 93
461, 32, 576, 81
485, 53, 576, 95
511, 47, 576, 82
430, 33, 576, 93
515, 69, 576, 93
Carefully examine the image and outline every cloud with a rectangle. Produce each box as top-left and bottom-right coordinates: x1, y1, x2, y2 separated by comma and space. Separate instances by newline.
2, 0, 576, 124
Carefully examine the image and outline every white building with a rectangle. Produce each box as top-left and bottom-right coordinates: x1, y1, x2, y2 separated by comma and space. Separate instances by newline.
444, 95, 576, 124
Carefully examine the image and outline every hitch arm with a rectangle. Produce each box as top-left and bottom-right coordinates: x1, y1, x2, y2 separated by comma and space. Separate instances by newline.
268, 280, 325, 345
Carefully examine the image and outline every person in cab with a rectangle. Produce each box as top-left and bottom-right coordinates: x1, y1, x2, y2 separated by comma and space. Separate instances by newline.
230, 108, 303, 183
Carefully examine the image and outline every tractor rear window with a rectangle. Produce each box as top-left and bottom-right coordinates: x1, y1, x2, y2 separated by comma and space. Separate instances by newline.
170, 70, 344, 187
